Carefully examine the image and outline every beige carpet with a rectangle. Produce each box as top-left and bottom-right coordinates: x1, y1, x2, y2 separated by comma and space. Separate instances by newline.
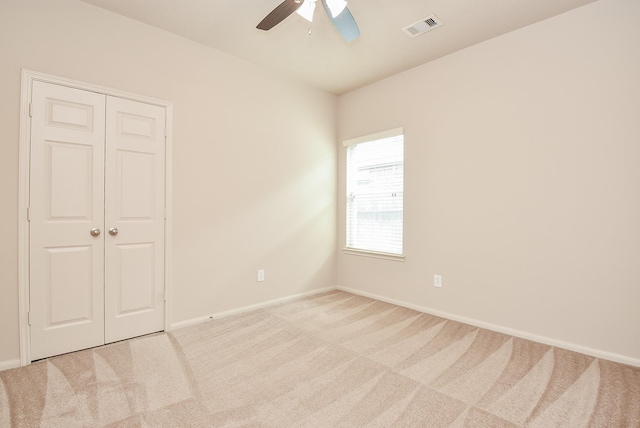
1, 290, 639, 427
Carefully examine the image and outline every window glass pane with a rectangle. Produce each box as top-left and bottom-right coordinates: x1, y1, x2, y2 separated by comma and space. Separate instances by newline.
346, 132, 403, 255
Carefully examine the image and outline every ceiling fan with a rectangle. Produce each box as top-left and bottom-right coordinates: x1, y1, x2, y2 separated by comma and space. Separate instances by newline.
257, 0, 360, 42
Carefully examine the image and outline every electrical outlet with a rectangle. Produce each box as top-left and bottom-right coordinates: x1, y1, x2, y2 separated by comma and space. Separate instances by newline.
434, 274, 442, 288
257, 269, 265, 282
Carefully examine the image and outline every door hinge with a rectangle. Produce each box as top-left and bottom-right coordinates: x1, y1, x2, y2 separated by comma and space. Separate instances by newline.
29, 103, 33, 117
28, 311, 32, 326
164, 207, 168, 220
27, 207, 31, 222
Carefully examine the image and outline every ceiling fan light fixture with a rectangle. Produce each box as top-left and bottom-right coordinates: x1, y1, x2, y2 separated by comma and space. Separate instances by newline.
257, 0, 359, 42
326, 0, 347, 18
296, 0, 317, 22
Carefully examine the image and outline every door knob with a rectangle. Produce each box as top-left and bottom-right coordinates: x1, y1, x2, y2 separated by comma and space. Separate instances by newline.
90, 228, 101, 237
108, 227, 119, 236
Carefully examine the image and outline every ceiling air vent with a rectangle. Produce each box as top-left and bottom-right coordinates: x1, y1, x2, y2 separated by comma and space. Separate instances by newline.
402, 15, 443, 38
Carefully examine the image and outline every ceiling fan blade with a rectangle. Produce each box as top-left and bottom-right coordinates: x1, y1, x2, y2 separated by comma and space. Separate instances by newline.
321, 0, 360, 42
257, 0, 304, 31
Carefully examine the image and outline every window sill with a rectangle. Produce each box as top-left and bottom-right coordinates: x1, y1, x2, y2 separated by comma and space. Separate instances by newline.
342, 248, 405, 262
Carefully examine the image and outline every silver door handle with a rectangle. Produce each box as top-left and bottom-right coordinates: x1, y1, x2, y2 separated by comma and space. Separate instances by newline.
108, 227, 119, 236
90, 228, 101, 237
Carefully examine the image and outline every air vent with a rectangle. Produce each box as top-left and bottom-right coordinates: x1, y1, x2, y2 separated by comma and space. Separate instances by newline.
402, 15, 443, 38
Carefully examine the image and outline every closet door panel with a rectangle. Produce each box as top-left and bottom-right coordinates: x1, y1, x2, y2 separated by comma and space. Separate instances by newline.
104, 96, 166, 343
29, 81, 106, 361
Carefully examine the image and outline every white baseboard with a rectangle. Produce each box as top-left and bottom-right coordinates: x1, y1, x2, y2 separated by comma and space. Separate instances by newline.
337, 285, 640, 368
170, 286, 338, 330
0, 359, 21, 372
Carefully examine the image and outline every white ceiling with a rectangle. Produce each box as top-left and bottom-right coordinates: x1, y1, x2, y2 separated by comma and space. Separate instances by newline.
79, 0, 598, 95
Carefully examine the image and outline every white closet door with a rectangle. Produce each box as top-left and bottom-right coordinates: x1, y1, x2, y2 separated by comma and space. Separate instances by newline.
104, 96, 166, 343
29, 81, 107, 360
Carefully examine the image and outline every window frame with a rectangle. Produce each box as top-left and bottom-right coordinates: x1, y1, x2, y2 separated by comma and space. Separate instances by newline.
343, 128, 405, 262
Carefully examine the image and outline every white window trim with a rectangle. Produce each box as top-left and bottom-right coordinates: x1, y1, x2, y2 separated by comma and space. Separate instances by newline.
342, 247, 406, 262
343, 127, 404, 147
343, 127, 405, 260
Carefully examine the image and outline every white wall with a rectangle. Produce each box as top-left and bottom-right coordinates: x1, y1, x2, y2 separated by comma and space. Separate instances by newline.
0, 0, 337, 365
337, 0, 640, 364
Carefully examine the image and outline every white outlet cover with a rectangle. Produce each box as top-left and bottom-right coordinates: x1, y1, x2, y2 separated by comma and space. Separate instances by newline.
434, 275, 442, 288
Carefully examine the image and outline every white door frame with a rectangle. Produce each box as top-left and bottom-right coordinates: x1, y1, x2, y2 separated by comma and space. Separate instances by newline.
18, 69, 173, 366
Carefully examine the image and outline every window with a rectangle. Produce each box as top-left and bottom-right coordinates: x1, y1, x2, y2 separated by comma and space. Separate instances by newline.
344, 128, 404, 257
